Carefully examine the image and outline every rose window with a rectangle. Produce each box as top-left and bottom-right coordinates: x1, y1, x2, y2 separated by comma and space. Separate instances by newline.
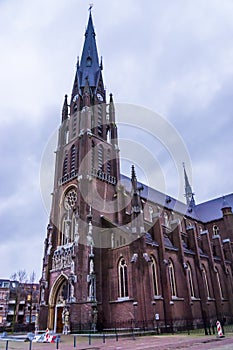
64, 189, 77, 210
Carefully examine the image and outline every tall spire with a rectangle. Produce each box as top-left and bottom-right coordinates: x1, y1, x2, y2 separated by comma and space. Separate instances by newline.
78, 11, 101, 88
183, 163, 195, 206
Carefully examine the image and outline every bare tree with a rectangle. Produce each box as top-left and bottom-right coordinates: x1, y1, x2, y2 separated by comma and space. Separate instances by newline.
10, 270, 28, 331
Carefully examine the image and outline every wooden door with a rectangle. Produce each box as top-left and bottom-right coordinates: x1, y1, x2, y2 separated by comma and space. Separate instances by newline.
56, 307, 63, 333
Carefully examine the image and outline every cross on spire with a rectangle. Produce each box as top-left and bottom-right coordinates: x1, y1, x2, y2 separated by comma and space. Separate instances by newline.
89, 3, 93, 12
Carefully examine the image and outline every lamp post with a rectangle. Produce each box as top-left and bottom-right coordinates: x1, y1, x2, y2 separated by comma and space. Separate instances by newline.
35, 305, 39, 335
151, 301, 156, 329
133, 302, 138, 329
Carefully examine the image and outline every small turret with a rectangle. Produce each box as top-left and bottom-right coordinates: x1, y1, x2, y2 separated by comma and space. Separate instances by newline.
221, 196, 232, 216
130, 165, 145, 235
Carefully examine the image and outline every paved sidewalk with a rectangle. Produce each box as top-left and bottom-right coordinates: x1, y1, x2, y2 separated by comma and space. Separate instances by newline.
0, 333, 233, 350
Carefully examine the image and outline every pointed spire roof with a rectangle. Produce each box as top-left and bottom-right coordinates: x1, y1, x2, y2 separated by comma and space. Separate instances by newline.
62, 94, 69, 122
183, 162, 195, 206
78, 11, 101, 88
131, 165, 137, 192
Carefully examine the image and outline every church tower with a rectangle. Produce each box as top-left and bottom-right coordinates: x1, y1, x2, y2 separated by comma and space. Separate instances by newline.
39, 10, 120, 332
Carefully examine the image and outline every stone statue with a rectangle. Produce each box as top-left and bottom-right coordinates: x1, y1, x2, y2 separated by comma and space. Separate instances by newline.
62, 308, 70, 335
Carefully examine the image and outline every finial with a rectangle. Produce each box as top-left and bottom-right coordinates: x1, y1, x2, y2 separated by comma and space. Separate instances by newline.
76, 56, 79, 68
89, 3, 93, 12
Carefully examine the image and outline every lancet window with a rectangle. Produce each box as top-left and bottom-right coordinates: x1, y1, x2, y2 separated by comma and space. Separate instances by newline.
168, 259, 177, 297
118, 258, 129, 298
150, 256, 159, 296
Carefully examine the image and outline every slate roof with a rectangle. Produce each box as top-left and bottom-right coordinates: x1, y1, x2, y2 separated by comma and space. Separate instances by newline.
192, 193, 233, 223
120, 174, 233, 224
78, 12, 101, 88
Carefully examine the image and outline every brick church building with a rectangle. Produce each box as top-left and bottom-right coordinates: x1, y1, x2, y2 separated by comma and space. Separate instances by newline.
39, 11, 233, 333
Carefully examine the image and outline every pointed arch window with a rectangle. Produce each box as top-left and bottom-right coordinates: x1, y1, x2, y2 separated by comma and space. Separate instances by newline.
150, 256, 159, 296
187, 263, 195, 298
71, 213, 76, 243
168, 259, 177, 297
118, 258, 129, 298
63, 155, 68, 177
56, 280, 69, 304
202, 265, 210, 299
213, 225, 219, 236
98, 144, 103, 170
70, 145, 76, 174
97, 104, 103, 135
107, 149, 111, 174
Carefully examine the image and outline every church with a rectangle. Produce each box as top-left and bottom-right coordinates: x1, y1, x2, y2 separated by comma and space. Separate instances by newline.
39, 11, 233, 333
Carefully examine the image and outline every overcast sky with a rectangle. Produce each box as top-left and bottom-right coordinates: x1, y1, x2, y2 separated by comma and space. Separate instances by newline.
0, 0, 233, 281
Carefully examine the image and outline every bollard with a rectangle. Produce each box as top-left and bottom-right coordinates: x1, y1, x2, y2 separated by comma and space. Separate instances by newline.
55, 335, 60, 349
73, 335, 76, 348
29, 340, 32, 350
5, 340, 8, 350
103, 333, 106, 343
115, 331, 118, 342
216, 320, 224, 338
88, 333, 91, 345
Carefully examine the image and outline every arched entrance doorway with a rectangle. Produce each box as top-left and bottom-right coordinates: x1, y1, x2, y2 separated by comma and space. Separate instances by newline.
48, 274, 69, 332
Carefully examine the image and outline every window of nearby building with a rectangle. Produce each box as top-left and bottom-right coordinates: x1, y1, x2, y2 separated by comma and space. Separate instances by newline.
150, 256, 159, 296
187, 263, 195, 298
118, 258, 129, 298
2, 282, 9, 288
168, 259, 177, 297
